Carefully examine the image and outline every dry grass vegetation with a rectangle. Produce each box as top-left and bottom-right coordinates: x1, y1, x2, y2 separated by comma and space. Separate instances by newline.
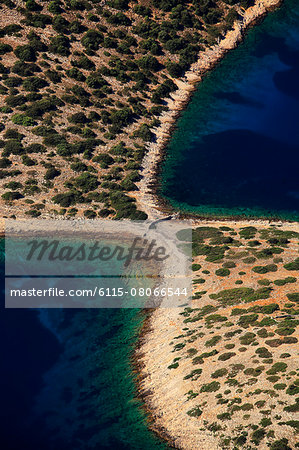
0, 0, 252, 219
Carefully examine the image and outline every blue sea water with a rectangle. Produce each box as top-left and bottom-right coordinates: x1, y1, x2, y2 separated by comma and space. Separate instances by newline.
161, 0, 299, 220
0, 241, 167, 449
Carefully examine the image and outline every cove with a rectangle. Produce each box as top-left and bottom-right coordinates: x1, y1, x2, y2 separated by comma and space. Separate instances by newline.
0, 240, 167, 450
160, 0, 299, 221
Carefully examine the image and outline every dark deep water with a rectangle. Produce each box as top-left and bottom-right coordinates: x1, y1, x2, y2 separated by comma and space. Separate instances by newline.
161, 0, 299, 220
0, 240, 166, 450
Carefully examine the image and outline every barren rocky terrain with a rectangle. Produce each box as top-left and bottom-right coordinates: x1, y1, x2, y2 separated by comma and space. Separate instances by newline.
138, 222, 299, 450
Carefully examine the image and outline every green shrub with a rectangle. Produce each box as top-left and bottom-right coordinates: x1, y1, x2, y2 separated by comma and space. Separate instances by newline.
238, 314, 258, 327
247, 240, 261, 247
25, 209, 41, 217
66, 67, 86, 82
70, 161, 88, 172
266, 362, 287, 375
98, 209, 113, 217
215, 268, 230, 276
222, 261, 236, 268
168, 362, 179, 369
274, 383, 286, 390
72, 55, 95, 70
134, 4, 152, 16
44, 133, 66, 147
251, 428, 265, 445
0, 169, 21, 179
6, 94, 26, 107
14, 44, 36, 61
270, 438, 292, 450
286, 292, 299, 303
210, 287, 253, 304
84, 210, 97, 219
224, 343, 235, 349
0, 43, 13, 54
25, 0, 41, 11
211, 368, 228, 378
45, 167, 60, 180
0, 158, 12, 168
45, 69, 62, 83
48, 0, 63, 14
4, 139, 25, 155
185, 390, 198, 401
239, 332, 256, 346
197, 350, 218, 360
280, 353, 291, 358
4, 129, 23, 140
134, 123, 153, 142
167, 61, 185, 78
52, 15, 69, 33
200, 381, 220, 393
52, 192, 79, 207
0, 24, 22, 36
138, 55, 160, 71
274, 277, 296, 286
186, 348, 198, 357
81, 29, 103, 51
252, 264, 277, 274
22, 155, 36, 166
93, 153, 114, 169
275, 327, 295, 336
69, 112, 88, 124
257, 328, 268, 338
24, 13, 52, 28
205, 335, 221, 347
2, 191, 23, 200
259, 303, 279, 314
217, 412, 231, 420
255, 347, 272, 359
284, 258, 299, 271
280, 420, 299, 431
206, 314, 227, 323
4, 181, 22, 190
49, 35, 70, 56
210, 287, 271, 306
218, 352, 236, 361
286, 384, 299, 396
183, 368, 202, 380
4, 76, 22, 88
239, 226, 257, 239
12, 114, 35, 126
187, 406, 202, 417
73, 172, 99, 193
23, 76, 48, 92
256, 247, 284, 258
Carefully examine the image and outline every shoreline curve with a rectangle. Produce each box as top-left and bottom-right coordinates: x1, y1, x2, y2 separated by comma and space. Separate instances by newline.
133, 0, 284, 221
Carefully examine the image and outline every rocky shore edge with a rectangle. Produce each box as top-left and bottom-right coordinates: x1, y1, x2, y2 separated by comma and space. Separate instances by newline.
133, 217, 298, 450
134, 0, 284, 221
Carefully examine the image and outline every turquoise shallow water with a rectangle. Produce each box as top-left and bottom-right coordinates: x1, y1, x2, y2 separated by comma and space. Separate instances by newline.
160, 0, 299, 221
1, 235, 167, 450
1, 302, 168, 450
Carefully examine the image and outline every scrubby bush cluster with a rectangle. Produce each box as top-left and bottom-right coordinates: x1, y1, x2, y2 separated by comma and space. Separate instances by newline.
169, 225, 299, 449
0, 0, 246, 218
